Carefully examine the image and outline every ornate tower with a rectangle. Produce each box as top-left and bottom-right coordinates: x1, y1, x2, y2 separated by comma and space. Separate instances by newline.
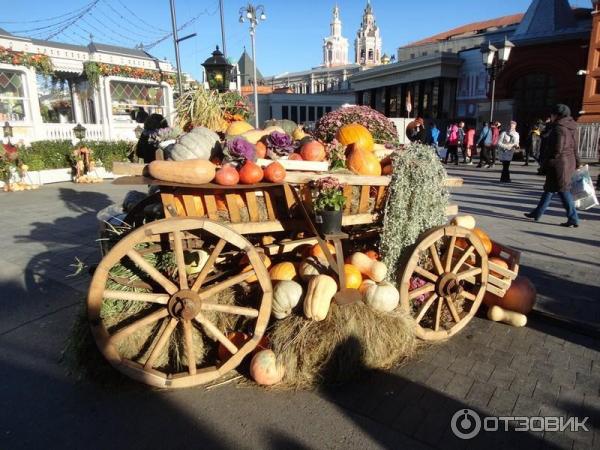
323, 4, 349, 67
355, 0, 382, 66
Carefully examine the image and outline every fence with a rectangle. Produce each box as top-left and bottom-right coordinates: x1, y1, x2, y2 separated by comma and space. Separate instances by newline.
577, 123, 600, 161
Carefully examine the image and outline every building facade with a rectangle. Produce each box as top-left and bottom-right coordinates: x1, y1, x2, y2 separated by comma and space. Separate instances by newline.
354, 0, 382, 66
0, 28, 175, 144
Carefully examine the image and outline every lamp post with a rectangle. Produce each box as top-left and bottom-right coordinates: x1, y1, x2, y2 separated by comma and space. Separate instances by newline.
481, 37, 515, 123
73, 123, 87, 144
202, 46, 234, 93
3, 121, 13, 144
239, 3, 266, 128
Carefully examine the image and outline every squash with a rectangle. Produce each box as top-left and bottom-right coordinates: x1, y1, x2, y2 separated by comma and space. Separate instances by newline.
148, 159, 216, 184
344, 264, 363, 289
272, 280, 303, 319
264, 119, 297, 135
256, 140, 268, 158
346, 147, 381, 176
309, 243, 336, 261
269, 262, 297, 281
336, 123, 374, 152
451, 215, 476, 230
349, 251, 387, 282
483, 276, 536, 314
299, 256, 329, 281
365, 250, 379, 261
292, 127, 307, 141
472, 227, 492, 255
364, 281, 400, 312
250, 350, 285, 385
263, 161, 286, 183
214, 164, 239, 186
288, 153, 303, 161
263, 125, 286, 135
241, 129, 268, 145
300, 140, 326, 162
359, 279, 376, 295
218, 331, 250, 361
184, 249, 209, 275
169, 126, 222, 161
242, 253, 271, 283
239, 160, 264, 184
487, 305, 527, 327
226, 120, 254, 136
303, 274, 338, 321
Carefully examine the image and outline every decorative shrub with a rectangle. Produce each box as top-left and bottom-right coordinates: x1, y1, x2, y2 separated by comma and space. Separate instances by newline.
315, 105, 398, 145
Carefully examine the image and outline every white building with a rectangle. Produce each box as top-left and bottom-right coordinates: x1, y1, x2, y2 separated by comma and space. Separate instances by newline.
354, 0, 382, 66
0, 28, 175, 144
323, 5, 349, 68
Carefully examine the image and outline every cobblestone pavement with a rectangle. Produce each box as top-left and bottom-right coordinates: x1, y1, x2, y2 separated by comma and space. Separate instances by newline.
0, 167, 598, 449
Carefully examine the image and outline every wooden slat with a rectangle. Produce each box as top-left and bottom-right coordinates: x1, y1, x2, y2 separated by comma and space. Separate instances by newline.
263, 190, 277, 221
245, 191, 260, 222
182, 194, 198, 217
445, 204, 459, 216
203, 194, 218, 220
225, 194, 241, 223
301, 184, 314, 214
112, 161, 145, 176
283, 184, 296, 212
358, 185, 370, 213
193, 195, 205, 216
375, 185, 387, 210
161, 193, 176, 218
263, 237, 319, 256
285, 171, 462, 188
343, 185, 353, 214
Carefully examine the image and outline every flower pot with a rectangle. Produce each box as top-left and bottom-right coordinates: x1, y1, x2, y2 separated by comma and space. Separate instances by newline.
314, 209, 343, 235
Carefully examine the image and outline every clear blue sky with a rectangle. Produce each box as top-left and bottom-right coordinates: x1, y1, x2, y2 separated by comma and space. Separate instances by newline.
1, 0, 589, 80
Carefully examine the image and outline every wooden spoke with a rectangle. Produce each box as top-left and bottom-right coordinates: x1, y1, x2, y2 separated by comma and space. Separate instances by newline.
456, 267, 482, 281
191, 239, 226, 292
429, 245, 444, 275
109, 308, 169, 344
408, 282, 435, 300
415, 293, 438, 323
434, 297, 443, 331
414, 266, 438, 283
181, 319, 196, 375
126, 249, 178, 295
195, 312, 238, 355
172, 230, 188, 290
461, 290, 477, 301
198, 270, 256, 300
451, 245, 475, 274
144, 318, 178, 369
445, 235, 457, 272
445, 296, 461, 323
103, 289, 169, 305
200, 301, 259, 318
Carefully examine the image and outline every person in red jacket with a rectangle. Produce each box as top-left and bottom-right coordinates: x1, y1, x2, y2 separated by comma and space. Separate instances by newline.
463, 125, 475, 165
489, 121, 501, 167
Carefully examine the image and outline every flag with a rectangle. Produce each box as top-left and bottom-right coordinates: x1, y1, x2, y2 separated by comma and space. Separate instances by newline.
406, 91, 412, 116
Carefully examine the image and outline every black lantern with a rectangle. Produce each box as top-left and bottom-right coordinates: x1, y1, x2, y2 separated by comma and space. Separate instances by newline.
202, 46, 233, 92
134, 125, 144, 139
3, 121, 13, 138
73, 123, 86, 142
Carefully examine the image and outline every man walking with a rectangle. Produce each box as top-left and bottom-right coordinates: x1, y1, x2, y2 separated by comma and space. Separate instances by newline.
476, 122, 492, 168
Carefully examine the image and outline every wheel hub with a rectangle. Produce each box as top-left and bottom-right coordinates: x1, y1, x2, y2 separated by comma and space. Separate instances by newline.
167, 289, 201, 320
436, 272, 463, 297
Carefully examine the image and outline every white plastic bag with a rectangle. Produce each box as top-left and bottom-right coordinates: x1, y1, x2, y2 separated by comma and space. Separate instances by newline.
571, 165, 599, 210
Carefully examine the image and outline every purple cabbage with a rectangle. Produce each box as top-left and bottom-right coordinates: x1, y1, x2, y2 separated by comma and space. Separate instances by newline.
223, 137, 256, 167
266, 131, 296, 159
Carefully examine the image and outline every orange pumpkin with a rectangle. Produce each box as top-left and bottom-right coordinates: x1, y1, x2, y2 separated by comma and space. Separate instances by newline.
214, 164, 239, 186
489, 256, 509, 278
365, 250, 379, 260
346, 147, 381, 176
382, 164, 392, 175
336, 123, 374, 152
263, 161, 286, 183
300, 140, 326, 161
269, 261, 297, 281
288, 153, 303, 161
483, 276, 537, 314
309, 243, 336, 260
218, 331, 250, 361
344, 264, 363, 289
250, 350, 285, 385
239, 160, 264, 184
256, 139, 268, 158
241, 253, 272, 283
472, 228, 492, 255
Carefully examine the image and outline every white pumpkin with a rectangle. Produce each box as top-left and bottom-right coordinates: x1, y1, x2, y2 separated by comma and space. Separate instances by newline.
184, 249, 209, 275
299, 257, 329, 281
359, 279, 376, 295
272, 280, 303, 319
451, 215, 476, 230
364, 281, 400, 312
250, 350, 285, 385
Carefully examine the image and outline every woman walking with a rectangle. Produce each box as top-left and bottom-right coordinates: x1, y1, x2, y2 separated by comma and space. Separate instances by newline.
525, 104, 580, 227
498, 121, 520, 182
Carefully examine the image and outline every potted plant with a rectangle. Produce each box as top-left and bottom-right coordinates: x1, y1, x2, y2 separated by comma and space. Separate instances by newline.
312, 176, 346, 234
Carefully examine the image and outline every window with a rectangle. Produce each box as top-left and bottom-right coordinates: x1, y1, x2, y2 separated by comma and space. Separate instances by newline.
308, 106, 315, 121
282, 105, 289, 119
410, 53, 415, 59
422, 51, 428, 56
37, 74, 75, 123
368, 49, 373, 61
300, 106, 306, 122
109, 80, 165, 121
317, 106, 324, 120
291, 105, 298, 122
0, 69, 27, 122
325, 106, 332, 113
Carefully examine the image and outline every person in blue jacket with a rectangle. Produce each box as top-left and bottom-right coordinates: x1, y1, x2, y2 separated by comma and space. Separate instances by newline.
429, 122, 440, 146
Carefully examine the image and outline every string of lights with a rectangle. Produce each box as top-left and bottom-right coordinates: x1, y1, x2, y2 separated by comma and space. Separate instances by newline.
0, 2, 93, 24
6, 1, 98, 35
101, 0, 167, 37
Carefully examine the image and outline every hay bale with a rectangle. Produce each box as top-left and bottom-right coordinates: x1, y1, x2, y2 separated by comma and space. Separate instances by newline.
269, 302, 417, 389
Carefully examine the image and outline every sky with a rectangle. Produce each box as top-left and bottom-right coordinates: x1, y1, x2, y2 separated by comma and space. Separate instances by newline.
1, 0, 591, 80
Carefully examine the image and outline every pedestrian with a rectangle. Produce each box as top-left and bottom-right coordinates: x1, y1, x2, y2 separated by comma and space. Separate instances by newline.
444, 121, 459, 165
406, 117, 426, 143
497, 120, 520, 182
525, 104, 580, 227
464, 124, 475, 165
135, 106, 149, 124
429, 122, 440, 147
537, 117, 552, 175
489, 121, 501, 167
135, 113, 168, 164
476, 121, 492, 168
456, 120, 467, 163
524, 119, 543, 166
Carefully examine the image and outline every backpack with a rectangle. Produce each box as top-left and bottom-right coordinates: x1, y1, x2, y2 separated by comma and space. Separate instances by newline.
447, 127, 459, 145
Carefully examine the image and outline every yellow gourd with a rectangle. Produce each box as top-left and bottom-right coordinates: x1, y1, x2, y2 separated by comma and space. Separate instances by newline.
269, 262, 297, 281
487, 305, 527, 327
303, 275, 338, 321
346, 148, 381, 176
349, 252, 387, 282
451, 215, 476, 230
148, 159, 216, 185
226, 121, 254, 136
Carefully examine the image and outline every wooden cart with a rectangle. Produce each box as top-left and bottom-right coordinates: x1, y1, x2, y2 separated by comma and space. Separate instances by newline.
88, 166, 518, 388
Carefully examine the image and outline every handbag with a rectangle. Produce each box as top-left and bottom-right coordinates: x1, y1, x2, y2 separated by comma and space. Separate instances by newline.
571, 165, 599, 209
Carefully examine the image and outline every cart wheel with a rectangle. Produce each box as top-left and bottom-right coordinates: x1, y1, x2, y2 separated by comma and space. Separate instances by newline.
399, 225, 488, 341
88, 217, 272, 388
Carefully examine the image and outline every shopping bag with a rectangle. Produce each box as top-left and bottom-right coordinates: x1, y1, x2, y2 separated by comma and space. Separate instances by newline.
498, 148, 514, 162
571, 165, 599, 210
437, 146, 447, 159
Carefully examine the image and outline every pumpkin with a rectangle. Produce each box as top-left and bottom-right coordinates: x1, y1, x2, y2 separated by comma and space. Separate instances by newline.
292, 127, 307, 141
269, 262, 297, 281
214, 164, 239, 186
288, 153, 303, 161
261, 235, 276, 246
344, 264, 363, 289
263, 161, 286, 183
359, 279, 376, 295
226, 120, 254, 136
263, 125, 287, 135
184, 249, 209, 275
169, 126, 222, 161
241, 129, 268, 145
336, 123, 374, 152
264, 119, 297, 135
148, 159, 216, 184
349, 252, 387, 282
365, 250, 379, 260
256, 140, 268, 158
487, 305, 527, 327
300, 140, 326, 162
451, 215, 476, 230
250, 350, 285, 385
472, 227, 492, 255
303, 274, 338, 321
239, 160, 264, 184
483, 276, 536, 314
364, 281, 400, 312
272, 280, 303, 319
299, 257, 329, 281
382, 164, 393, 175
309, 243, 336, 261
489, 256, 509, 278
218, 331, 250, 361
242, 253, 272, 283
346, 148, 381, 176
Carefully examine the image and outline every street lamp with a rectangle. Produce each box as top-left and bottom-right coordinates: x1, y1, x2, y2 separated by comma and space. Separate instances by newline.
239, 3, 266, 128
202, 46, 234, 92
73, 123, 87, 143
481, 37, 515, 122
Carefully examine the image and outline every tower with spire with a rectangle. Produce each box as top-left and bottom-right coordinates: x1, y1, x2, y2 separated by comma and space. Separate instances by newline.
322, 4, 349, 67
354, 0, 382, 66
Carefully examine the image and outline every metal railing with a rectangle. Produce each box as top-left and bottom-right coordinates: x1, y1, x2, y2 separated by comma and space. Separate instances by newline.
577, 123, 600, 161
